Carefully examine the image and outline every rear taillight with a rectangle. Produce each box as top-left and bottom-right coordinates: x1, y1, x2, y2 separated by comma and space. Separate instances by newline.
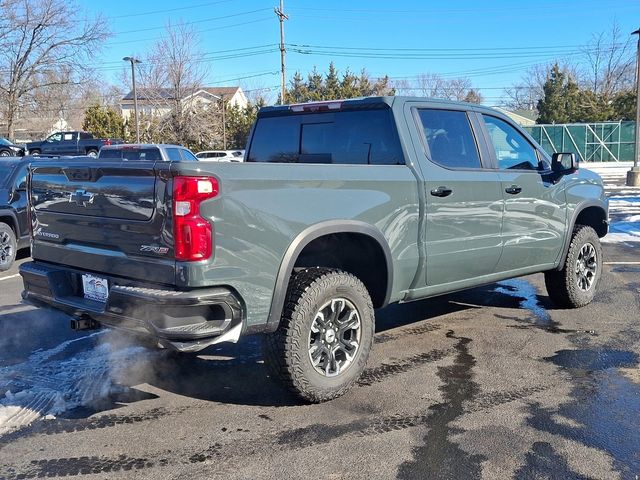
173, 176, 219, 261
104, 139, 112, 146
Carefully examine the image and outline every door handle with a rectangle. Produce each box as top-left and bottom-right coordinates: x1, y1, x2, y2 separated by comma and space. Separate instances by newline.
505, 185, 522, 195
430, 186, 453, 197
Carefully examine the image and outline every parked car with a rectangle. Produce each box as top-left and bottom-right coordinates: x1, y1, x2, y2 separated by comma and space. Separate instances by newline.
98, 144, 199, 161
0, 157, 30, 270
25, 131, 123, 157
21, 97, 608, 402
0, 137, 25, 157
196, 150, 244, 161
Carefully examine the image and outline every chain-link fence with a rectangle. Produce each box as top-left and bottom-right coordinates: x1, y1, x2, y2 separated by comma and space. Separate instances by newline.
525, 121, 636, 162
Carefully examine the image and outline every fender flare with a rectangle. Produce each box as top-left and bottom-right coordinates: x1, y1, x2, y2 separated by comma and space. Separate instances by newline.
0, 209, 19, 234
557, 199, 608, 270
265, 220, 394, 331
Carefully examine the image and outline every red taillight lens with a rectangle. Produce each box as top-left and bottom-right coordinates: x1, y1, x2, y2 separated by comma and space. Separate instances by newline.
104, 138, 112, 146
173, 176, 219, 261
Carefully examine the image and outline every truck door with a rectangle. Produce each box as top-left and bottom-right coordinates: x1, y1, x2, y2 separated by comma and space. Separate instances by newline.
41, 133, 62, 155
410, 105, 504, 286
479, 114, 565, 272
57, 132, 77, 155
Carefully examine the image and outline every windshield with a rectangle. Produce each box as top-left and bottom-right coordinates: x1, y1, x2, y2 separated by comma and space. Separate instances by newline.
0, 138, 12, 146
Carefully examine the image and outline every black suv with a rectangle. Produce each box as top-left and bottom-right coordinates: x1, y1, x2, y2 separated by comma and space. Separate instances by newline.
0, 158, 29, 270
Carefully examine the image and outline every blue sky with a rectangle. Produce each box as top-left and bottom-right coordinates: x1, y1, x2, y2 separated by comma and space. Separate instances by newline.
85, 0, 640, 105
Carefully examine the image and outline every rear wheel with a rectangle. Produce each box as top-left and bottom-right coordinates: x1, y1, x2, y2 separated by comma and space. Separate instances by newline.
263, 268, 374, 403
29, 150, 40, 156
544, 225, 602, 308
0, 223, 17, 271
0, 149, 10, 157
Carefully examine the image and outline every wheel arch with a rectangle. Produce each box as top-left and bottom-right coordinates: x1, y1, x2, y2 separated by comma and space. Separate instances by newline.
265, 220, 394, 331
0, 210, 19, 235
557, 200, 608, 270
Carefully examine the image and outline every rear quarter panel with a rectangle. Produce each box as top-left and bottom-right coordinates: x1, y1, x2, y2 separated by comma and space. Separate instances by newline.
171, 162, 421, 329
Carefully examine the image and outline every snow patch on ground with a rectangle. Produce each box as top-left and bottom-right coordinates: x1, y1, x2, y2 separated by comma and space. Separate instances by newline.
604, 195, 640, 245
0, 331, 154, 436
495, 279, 551, 323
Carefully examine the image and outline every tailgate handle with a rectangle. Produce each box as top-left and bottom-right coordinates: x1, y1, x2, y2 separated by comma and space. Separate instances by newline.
64, 168, 101, 182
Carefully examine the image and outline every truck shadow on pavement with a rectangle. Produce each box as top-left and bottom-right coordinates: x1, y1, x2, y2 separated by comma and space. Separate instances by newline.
130, 283, 544, 408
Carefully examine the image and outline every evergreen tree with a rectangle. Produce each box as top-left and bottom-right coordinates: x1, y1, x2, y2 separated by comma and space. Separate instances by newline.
284, 65, 395, 103
325, 63, 341, 100
82, 104, 126, 139
611, 91, 636, 120
537, 64, 570, 124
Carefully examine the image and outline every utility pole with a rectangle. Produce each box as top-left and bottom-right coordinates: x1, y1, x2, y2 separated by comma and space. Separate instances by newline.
221, 94, 226, 150
628, 28, 640, 186
123, 56, 142, 143
275, 0, 288, 105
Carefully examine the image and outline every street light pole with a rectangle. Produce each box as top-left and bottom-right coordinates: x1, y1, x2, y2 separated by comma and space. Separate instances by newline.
211, 93, 227, 149
627, 28, 640, 186
123, 56, 142, 144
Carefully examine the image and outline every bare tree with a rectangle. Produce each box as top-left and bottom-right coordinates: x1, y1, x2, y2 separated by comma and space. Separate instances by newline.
0, 0, 109, 138
503, 63, 577, 111
127, 22, 211, 147
581, 21, 635, 100
393, 73, 480, 101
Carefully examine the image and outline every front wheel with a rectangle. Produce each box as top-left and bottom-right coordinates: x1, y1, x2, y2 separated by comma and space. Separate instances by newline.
86, 149, 98, 157
544, 225, 602, 308
263, 268, 375, 403
0, 223, 17, 272
0, 150, 10, 157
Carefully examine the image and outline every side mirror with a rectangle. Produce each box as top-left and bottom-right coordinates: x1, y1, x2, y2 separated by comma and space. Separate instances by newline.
551, 152, 577, 173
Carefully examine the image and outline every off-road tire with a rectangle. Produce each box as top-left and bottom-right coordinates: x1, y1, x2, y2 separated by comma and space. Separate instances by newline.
544, 225, 602, 308
0, 222, 17, 272
263, 267, 375, 403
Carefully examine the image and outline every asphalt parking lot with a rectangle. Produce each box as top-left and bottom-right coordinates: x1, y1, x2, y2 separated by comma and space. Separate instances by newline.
0, 172, 638, 480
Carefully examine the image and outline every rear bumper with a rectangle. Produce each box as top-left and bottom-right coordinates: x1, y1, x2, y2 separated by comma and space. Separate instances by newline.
19, 261, 245, 352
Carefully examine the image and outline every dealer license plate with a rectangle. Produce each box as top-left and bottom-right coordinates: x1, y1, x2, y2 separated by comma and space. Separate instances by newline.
82, 274, 109, 303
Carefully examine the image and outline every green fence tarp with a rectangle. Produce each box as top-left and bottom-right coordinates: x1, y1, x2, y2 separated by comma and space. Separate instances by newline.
525, 121, 636, 162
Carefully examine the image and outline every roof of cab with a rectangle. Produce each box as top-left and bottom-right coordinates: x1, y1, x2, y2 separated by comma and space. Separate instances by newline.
258, 96, 502, 117
101, 144, 189, 150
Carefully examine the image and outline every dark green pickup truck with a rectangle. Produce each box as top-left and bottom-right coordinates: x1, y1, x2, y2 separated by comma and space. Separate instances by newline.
20, 97, 608, 402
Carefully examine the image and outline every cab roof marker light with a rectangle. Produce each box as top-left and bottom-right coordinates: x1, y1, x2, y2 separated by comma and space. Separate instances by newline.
290, 101, 343, 113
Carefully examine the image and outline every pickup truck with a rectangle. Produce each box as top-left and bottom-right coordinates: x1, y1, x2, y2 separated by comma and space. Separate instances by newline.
0, 157, 30, 270
25, 131, 123, 157
20, 97, 608, 402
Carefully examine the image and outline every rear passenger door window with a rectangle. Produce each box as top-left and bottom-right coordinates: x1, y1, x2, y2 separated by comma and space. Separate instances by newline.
482, 115, 539, 170
166, 148, 182, 161
417, 109, 482, 169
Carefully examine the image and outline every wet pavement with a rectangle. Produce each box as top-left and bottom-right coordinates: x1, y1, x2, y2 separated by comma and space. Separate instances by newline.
0, 190, 639, 479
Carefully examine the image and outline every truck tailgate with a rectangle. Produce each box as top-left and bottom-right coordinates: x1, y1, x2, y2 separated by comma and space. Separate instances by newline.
29, 159, 176, 285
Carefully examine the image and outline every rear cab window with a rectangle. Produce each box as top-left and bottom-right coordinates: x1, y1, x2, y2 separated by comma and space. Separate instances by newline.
99, 148, 162, 161
247, 106, 404, 165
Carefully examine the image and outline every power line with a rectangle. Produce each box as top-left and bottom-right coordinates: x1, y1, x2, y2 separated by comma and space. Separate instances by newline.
105, 17, 273, 46
113, 8, 272, 36
109, 0, 236, 19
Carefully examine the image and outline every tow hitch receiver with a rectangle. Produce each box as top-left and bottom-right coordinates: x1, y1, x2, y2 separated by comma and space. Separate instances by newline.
70, 317, 100, 331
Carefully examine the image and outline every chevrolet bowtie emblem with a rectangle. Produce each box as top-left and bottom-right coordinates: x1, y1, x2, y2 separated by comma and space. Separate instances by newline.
69, 189, 95, 207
